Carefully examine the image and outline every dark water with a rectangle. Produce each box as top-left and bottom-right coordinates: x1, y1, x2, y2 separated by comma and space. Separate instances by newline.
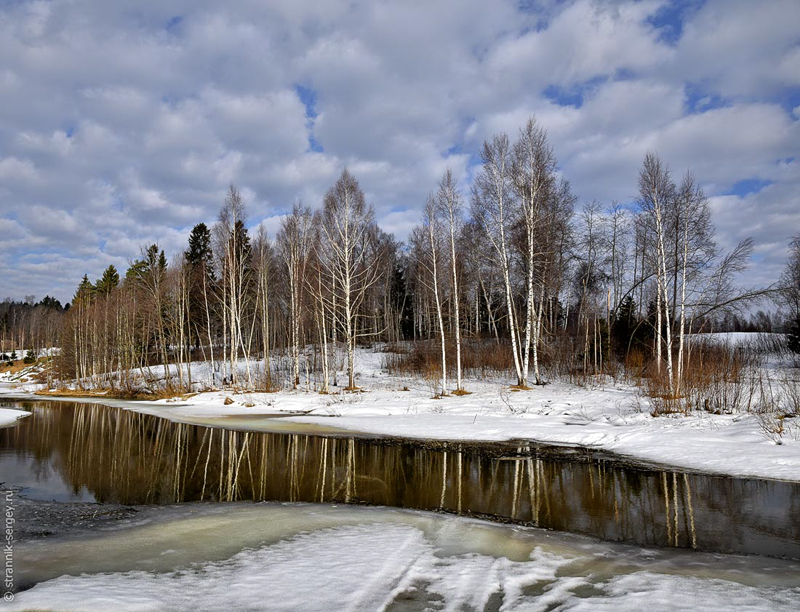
2, 400, 799, 558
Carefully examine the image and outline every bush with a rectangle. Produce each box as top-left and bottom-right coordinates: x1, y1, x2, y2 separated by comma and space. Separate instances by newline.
23, 349, 36, 364
382, 338, 515, 379
645, 338, 764, 415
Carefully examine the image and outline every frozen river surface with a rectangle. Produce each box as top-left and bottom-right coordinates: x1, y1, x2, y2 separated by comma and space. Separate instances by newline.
8, 503, 800, 612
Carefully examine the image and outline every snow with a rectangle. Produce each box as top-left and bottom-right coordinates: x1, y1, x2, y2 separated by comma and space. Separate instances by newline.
9, 503, 800, 612
690, 331, 779, 345
2, 345, 800, 482
0, 407, 29, 427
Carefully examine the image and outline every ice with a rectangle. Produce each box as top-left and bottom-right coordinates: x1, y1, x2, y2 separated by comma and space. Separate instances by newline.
0, 407, 28, 427
564, 572, 800, 612
8, 503, 800, 612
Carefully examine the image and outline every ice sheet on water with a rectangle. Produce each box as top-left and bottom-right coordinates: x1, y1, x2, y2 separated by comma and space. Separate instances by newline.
565, 572, 800, 612
9, 505, 800, 612
11, 523, 537, 611
0, 407, 28, 427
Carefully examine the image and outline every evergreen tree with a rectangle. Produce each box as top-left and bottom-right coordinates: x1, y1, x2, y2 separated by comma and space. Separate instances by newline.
231, 220, 252, 276
94, 265, 120, 296
23, 349, 35, 364
125, 260, 149, 281
38, 295, 63, 310
186, 223, 213, 268
73, 275, 94, 305
127, 245, 167, 284
787, 317, 800, 355
185, 223, 214, 349
612, 295, 638, 357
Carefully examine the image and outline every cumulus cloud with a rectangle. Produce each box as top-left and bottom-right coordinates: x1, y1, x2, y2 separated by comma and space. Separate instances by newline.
0, 0, 797, 301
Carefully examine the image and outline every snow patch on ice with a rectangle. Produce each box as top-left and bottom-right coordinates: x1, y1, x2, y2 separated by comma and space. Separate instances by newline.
9, 520, 800, 612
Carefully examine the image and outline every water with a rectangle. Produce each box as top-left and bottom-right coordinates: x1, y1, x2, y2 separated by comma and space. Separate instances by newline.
2, 399, 799, 558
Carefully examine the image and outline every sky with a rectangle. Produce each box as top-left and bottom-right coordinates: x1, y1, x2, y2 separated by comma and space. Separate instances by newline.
0, 0, 798, 304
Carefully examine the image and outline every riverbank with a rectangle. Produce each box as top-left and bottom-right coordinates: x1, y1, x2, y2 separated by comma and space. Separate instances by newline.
5, 384, 800, 483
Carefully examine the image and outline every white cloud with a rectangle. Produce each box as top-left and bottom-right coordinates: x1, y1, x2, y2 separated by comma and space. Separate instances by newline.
0, 0, 797, 302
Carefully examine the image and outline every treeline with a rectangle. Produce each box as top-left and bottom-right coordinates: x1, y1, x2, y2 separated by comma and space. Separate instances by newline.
19, 116, 781, 396
0, 296, 64, 358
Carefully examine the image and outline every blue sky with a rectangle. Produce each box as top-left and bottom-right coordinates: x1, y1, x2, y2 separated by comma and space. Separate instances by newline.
0, 0, 798, 302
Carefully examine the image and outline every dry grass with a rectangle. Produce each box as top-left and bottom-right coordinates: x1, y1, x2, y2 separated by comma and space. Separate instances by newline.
382, 339, 516, 379
0, 359, 36, 376
644, 339, 772, 416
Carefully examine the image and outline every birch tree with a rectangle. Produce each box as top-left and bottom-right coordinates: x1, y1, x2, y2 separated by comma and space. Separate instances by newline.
638, 153, 676, 392
277, 203, 312, 389
412, 197, 448, 396
319, 170, 383, 390
512, 118, 557, 385
434, 169, 465, 392
214, 186, 253, 388
472, 133, 526, 385
253, 225, 275, 389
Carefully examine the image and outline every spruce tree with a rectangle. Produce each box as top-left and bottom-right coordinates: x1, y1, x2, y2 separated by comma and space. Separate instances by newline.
73, 274, 94, 305
231, 220, 252, 276
787, 317, 800, 355
94, 265, 120, 296
38, 295, 63, 310
185, 223, 214, 349
186, 223, 213, 268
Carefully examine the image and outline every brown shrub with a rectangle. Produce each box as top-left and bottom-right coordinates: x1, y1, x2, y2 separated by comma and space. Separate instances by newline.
382, 338, 516, 379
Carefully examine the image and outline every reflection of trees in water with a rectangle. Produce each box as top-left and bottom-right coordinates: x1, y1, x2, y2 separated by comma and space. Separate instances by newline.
2, 401, 799, 557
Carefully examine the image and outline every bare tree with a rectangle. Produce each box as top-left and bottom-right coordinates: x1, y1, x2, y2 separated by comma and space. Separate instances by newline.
638, 152, 676, 390
512, 118, 557, 385
318, 170, 384, 390
412, 197, 448, 396
472, 133, 526, 385
780, 235, 800, 315
435, 169, 465, 392
277, 203, 312, 389
253, 225, 275, 390
213, 186, 254, 388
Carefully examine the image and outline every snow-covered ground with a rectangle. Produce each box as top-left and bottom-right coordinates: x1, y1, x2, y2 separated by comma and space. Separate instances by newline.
2, 342, 800, 482
9, 503, 800, 612
0, 406, 29, 428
